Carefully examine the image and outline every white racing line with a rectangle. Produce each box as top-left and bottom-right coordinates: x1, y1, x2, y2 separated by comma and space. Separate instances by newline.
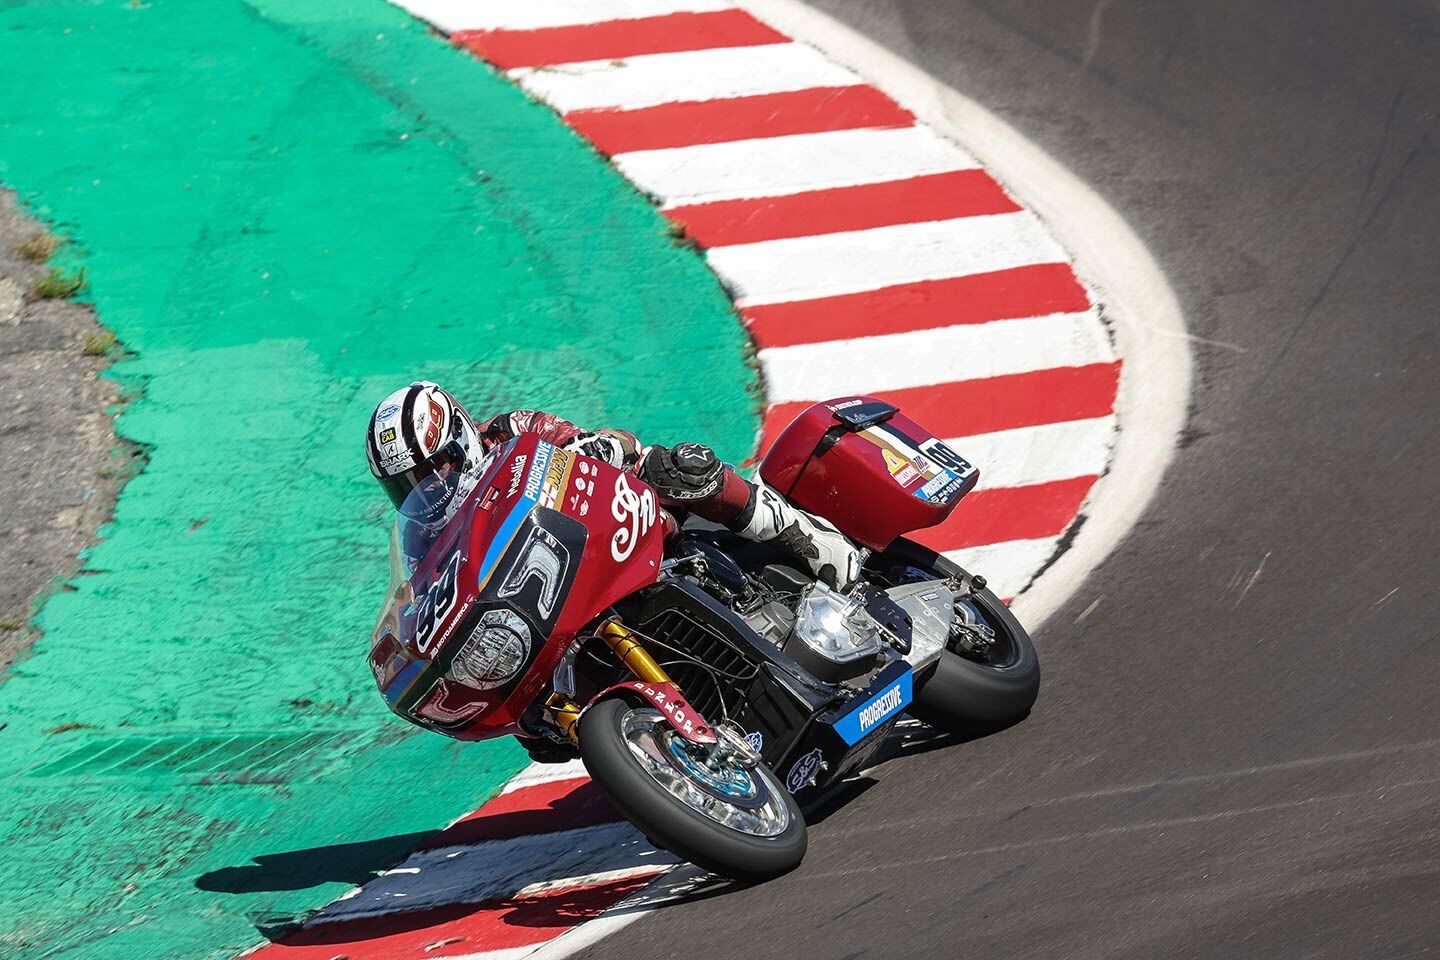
237, 2, 1189, 958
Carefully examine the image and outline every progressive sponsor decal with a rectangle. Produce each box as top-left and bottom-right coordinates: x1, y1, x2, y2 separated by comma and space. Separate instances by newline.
833, 671, 913, 745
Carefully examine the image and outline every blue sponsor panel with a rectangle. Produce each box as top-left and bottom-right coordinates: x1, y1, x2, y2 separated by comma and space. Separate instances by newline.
833, 670, 913, 746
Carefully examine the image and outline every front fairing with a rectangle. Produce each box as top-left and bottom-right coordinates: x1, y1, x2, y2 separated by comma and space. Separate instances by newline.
368, 434, 667, 739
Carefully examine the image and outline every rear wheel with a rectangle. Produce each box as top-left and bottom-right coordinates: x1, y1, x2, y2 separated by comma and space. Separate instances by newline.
579, 697, 807, 882
874, 538, 1040, 735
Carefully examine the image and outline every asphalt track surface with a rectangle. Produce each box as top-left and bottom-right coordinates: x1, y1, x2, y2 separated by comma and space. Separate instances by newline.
584, 2, 1440, 958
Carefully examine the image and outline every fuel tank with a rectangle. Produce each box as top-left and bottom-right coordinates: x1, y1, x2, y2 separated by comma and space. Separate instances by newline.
758, 397, 978, 551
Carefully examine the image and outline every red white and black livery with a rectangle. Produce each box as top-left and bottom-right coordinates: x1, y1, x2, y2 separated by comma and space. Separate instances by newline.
368, 397, 1040, 880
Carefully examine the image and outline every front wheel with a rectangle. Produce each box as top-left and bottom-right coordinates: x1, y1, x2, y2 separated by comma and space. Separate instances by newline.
876, 538, 1041, 736
579, 697, 807, 882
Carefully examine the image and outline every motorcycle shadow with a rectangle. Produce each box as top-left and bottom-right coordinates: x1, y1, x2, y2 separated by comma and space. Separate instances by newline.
219, 721, 970, 952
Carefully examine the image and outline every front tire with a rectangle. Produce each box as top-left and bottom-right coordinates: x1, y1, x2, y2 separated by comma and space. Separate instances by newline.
579, 697, 807, 882
876, 538, 1040, 735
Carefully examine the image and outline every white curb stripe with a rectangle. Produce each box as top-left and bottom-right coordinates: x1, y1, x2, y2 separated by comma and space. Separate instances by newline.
617, 126, 978, 204
757, 310, 1112, 402
498, 759, 589, 793
390, 0, 731, 32
948, 416, 1116, 491
710, 211, 1066, 306
944, 537, 1064, 600
511, 43, 861, 113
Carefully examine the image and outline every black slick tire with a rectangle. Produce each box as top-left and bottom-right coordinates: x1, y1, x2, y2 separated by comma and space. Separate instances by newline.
578, 696, 807, 883
879, 538, 1041, 735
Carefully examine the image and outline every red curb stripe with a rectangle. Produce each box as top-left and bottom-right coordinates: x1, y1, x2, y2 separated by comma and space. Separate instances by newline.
759, 362, 1122, 453
565, 85, 913, 155
421, 777, 617, 849
914, 475, 1100, 552
452, 10, 789, 69
244, 873, 661, 959
743, 263, 1092, 349
665, 169, 1020, 247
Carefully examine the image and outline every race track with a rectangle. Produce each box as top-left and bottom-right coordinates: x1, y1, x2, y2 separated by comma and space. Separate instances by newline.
585, 1, 1440, 957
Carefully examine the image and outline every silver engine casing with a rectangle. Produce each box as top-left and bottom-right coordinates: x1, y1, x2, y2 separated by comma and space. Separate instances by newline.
778, 579, 956, 683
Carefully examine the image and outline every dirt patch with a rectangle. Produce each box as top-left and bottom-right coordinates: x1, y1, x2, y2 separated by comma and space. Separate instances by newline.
0, 187, 138, 677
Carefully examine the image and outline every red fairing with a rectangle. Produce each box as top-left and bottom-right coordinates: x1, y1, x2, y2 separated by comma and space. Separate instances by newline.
759, 397, 979, 550
379, 433, 667, 741
591, 680, 719, 744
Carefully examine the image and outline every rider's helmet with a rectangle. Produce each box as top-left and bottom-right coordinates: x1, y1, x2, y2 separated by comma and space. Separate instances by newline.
366, 381, 484, 527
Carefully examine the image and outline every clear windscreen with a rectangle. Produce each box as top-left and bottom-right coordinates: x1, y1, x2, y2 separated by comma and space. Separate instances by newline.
372, 441, 506, 645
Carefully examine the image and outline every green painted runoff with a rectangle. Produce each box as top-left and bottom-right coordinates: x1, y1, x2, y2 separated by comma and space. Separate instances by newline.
0, 1, 756, 957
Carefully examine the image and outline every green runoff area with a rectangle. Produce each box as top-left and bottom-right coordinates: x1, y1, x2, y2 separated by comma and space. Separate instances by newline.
0, 1, 756, 957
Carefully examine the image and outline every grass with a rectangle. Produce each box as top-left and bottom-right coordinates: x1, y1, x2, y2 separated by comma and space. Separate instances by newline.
33, 265, 87, 300
0, 619, 24, 632
13, 233, 61, 264
83, 329, 116, 356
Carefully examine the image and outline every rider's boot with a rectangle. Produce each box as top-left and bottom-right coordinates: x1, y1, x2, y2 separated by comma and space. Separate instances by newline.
730, 479, 863, 590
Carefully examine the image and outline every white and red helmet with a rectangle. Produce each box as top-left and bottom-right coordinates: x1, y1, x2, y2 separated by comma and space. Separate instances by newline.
366, 382, 484, 524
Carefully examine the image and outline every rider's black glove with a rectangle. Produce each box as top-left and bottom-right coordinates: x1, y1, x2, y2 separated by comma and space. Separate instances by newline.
638, 443, 725, 501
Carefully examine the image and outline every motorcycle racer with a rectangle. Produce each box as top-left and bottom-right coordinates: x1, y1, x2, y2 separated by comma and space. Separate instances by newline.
365, 382, 863, 589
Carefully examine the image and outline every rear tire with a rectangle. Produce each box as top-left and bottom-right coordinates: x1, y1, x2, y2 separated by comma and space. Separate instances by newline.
876, 538, 1040, 735
579, 697, 807, 882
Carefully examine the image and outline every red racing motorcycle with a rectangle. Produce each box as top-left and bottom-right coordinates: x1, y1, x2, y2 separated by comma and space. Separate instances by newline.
369, 398, 1040, 880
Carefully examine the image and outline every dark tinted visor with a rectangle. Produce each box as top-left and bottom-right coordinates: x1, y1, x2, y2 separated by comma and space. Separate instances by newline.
381, 437, 468, 515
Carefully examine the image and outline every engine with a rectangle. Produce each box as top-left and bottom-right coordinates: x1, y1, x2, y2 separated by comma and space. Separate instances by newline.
732, 562, 957, 685
653, 533, 959, 692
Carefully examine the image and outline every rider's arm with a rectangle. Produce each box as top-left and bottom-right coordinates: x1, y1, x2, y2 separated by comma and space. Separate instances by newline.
481, 410, 641, 469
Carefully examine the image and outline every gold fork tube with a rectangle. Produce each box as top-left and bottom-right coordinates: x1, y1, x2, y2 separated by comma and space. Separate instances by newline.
598, 618, 672, 685
546, 691, 582, 741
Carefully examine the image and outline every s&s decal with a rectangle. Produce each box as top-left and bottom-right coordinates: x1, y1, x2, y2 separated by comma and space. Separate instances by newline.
610, 473, 656, 562
786, 747, 825, 793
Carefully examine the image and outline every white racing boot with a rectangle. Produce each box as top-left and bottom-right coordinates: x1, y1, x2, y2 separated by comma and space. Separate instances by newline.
733, 480, 863, 590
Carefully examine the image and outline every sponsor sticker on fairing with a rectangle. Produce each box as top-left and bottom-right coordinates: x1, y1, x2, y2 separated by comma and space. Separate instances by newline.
833, 671, 914, 745
523, 443, 553, 502
505, 454, 528, 498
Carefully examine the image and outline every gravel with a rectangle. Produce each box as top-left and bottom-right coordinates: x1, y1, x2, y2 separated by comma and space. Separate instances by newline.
0, 187, 136, 677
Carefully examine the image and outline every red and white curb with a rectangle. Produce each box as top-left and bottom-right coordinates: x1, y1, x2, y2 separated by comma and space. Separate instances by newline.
399, 0, 1122, 603
238, 0, 1171, 956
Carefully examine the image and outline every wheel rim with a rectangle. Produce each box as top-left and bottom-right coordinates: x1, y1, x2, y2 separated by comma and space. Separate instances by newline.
619, 707, 791, 838
952, 595, 1021, 668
